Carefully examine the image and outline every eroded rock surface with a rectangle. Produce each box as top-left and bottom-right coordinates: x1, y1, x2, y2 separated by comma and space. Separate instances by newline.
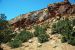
9, 0, 75, 29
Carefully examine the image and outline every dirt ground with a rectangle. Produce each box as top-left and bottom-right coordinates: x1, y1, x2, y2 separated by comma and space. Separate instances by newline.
1, 37, 75, 50
2, 15, 75, 50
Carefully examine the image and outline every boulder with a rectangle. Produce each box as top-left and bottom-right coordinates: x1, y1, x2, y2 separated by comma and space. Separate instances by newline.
28, 39, 33, 43
37, 43, 42, 47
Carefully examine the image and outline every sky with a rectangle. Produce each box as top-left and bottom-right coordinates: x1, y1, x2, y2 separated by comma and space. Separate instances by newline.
0, 0, 75, 20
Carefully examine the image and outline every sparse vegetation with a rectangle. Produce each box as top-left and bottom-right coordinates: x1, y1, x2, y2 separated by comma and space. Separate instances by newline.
10, 39, 22, 48
52, 18, 72, 34
68, 37, 75, 46
38, 33, 49, 43
43, 22, 50, 30
72, 19, 75, 26
9, 24, 49, 48
0, 14, 17, 49
34, 25, 46, 37
34, 25, 49, 43
9, 30, 33, 48
15, 30, 33, 42
52, 18, 75, 45
0, 29, 14, 43
61, 36, 67, 43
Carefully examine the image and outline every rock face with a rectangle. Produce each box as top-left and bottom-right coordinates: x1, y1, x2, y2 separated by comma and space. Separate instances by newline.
9, 0, 75, 28
48, 0, 75, 17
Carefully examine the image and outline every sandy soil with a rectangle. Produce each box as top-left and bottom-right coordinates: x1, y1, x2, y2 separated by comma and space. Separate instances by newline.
1, 37, 75, 50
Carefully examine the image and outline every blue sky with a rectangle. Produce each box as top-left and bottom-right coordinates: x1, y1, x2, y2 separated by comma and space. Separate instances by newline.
0, 0, 75, 20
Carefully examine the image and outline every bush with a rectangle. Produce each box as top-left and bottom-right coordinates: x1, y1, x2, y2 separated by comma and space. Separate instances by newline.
38, 33, 49, 43
68, 37, 75, 46
34, 25, 49, 43
0, 29, 14, 43
15, 30, 33, 42
0, 32, 4, 43
10, 39, 22, 48
9, 30, 33, 48
52, 19, 72, 34
34, 25, 46, 37
69, 40, 75, 46
61, 37, 67, 43
52, 18, 75, 45
72, 19, 75, 26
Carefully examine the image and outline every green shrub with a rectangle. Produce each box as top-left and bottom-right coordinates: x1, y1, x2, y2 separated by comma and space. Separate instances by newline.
68, 37, 75, 46
0, 32, 4, 43
61, 37, 67, 43
34, 25, 46, 37
0, 29, 15, 43
10, 39, 22, 48
38, 33, 49, 43
9, 30, 33, 48
34, 25, 49, 43
52, 18, 75, 45
72, 19, 75, 26
15, 30, 33, 42
52, 19, 72, 34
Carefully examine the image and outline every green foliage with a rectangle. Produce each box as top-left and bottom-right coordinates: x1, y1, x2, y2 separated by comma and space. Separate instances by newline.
0, 21, 8, 30
10, 39, 22, 48
0, 14, 16, 49
68, 37, 75, 46
52, 18, 75, 45
9, 30, 33, 48
15, 30, 33, 42
0, 29, 14, 43
0, 14, 16, 43
72, 19, 75, 26
52, 19, 72, 34
38, 33, 49, 43
34, 25, 46, 37
34, 25, 49, 43
0, 14, 7, 30
0, 19, 7, 24
0, 14, 6, 20
61, 37, 67, 43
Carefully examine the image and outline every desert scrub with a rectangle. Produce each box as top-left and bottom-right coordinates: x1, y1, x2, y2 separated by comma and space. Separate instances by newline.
34, 25, 49, 43
72, 19, 75, 26
15, 30, 33, 42
0, 29, 15, 43
9, 39, 22, 48
68, 37, 75, 46
38, 33, 49, 43
52, 18, 75, 45
52, 19, 72, 34
34, 25, 46, 37
43, 22, 50, 30
9, 30, 33, 48
61, 36, 67, 43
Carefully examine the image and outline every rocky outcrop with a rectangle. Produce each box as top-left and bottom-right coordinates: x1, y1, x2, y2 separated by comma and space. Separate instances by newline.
10, 9, 48, 28
48, 0, 75, 17
9, 0, 75, 28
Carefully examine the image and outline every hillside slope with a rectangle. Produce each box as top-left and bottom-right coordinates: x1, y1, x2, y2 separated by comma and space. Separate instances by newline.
9, 0, 75, 28
4, 0, 75, 50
